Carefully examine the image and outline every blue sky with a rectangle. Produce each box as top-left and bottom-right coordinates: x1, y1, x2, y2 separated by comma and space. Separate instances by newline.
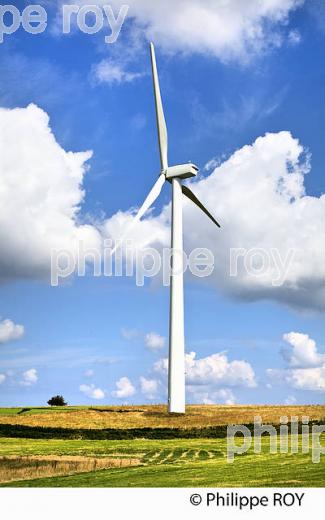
0, 0, 325, 406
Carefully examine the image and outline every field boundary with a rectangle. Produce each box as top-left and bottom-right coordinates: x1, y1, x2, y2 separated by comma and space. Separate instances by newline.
1, 421, 324, 440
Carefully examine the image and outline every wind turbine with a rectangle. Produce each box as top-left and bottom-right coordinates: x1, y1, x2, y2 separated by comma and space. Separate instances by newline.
120, 44, 221, 414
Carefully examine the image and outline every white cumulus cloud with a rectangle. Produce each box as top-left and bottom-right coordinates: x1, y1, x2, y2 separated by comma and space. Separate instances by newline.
0, 104, 100, 283
21, 368, 38, 386
268, 366, 325, 392
189, 387, 236, 405
287, 366, 325, 391
67, 0, 303, 63
0, 374, 6, 385
140, 376, 159, 399
145, 332, 165, 351
0, 319, 24, 344
79, 384, 105, 399
112, 376, 136, 398
155, 351, 256, 388
282, 332, 325, 367
104, 131, 325, 312
2, 108, 324, 314
267, 332, 325, 392
58, 0, 304, 85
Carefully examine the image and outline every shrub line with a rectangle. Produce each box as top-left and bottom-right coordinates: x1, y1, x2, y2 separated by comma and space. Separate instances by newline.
0, 421, 323, 440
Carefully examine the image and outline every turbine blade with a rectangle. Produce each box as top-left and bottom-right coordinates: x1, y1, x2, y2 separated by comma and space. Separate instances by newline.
111, 174, 166, 255
182, 185, 221, 228
150, 43, 168, 171
133, 173, 166, 223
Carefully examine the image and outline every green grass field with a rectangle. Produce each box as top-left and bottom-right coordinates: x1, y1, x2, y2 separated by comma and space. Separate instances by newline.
0, 408, 23, 416
0, 406, 89, 416
0, 435, 324, 487
0, 405, 324, 487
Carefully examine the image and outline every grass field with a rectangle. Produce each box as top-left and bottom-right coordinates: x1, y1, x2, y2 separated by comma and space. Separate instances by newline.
0, 405, 324, 487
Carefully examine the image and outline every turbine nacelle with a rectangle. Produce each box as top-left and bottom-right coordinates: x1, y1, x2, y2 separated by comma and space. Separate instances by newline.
165, 163, 199, 180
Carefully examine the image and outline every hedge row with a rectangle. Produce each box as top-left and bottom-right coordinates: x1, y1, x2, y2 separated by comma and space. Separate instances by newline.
0, 421, 323, 440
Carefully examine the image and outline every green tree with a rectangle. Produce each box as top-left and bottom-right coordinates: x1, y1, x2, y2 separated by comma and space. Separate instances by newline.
47, 395, 67, 406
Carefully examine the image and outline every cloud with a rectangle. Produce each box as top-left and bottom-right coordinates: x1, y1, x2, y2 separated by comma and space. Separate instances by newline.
190, 87, 289, 137
0, 374, 6, 384
2, 107, 324, 314
288, 29, 301, 45
84, 369, 94, 378
102, 205, 169, 258
154, 351, 256, 388
267, 332, 325, 392
66, 0, 303, 63
79, 383, 105, 399
92, 59, 143, 85
268, 366, 325, 392
57, 1, 303, 85
0, 319, 24, 344
121, 329, 166, 351
186, 351, 256, 388
153, 349, 254, 403
189, 387, 236, 405
287, 366, 325, 391
0, 345, 118, 371
0, 104, 100, 283
105, 131, 325, 312
145, 332, 165, 351
282, 332, 325, 367
121, 328, 140, 340
140, 376, 158, 399
112, 376, 136, 398
20, 368, 38, 386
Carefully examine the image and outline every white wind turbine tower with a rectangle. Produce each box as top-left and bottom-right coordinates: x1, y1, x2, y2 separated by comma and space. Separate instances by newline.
119, 44, 221, 414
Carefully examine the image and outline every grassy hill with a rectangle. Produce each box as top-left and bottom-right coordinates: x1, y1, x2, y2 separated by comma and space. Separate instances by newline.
0, 404, 324, 429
